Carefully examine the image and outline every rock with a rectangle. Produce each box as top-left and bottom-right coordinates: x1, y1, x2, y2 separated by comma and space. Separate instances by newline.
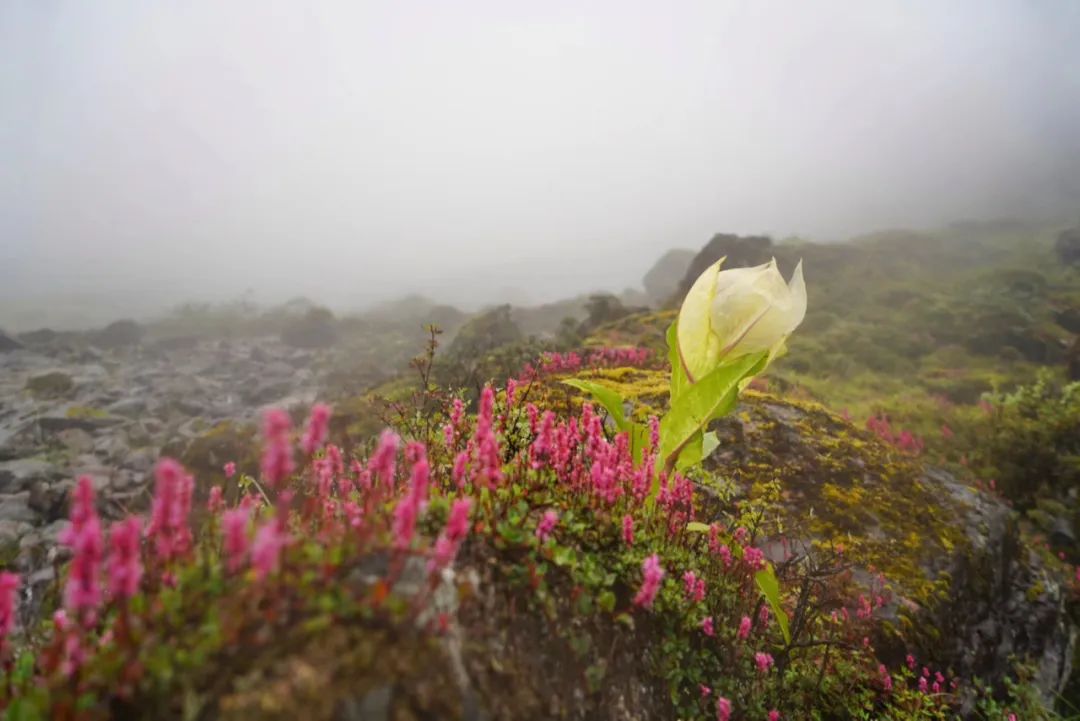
0, 330, 23, 353
57, 428, 95, 453
281, 308, 338, 349
24, 370, 75, 399
671, 233, 774, 305
107, 397, 148, 418
0, 492, 39, 523
242, 379, 294, 406
16, 328, 59, 347
28, 479, 74, 523
37, 412, 124, 434
0, 519, 30, 547
93, 319, 144, 349
1056, 225, 1080, 266
642, 248, 696, 306
0, 458, 59, 493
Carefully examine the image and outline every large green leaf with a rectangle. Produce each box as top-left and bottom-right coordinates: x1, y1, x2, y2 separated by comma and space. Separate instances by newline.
658, 351, 767, 470
754, 564, 791, 644
666, 321, 691, 404
561, 379, 630, 431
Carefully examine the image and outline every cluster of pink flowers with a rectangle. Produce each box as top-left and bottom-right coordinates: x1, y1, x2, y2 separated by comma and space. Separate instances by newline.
429, 498, 473, 573
682, 570, 706, 603
106, 517, 143, 600
58, 476, 104, 621
519, 346, 653, 380
633, 554, 665, 609
301, 403, 332, 455
535, 509, 558, 543
392, 443, 431, 549
260, 408, 295, 486
754, 651, 775, 674
866, 414, 925, 455
0, 572, 19, 641
448, 387, 504, 490
146, 459, 194, 565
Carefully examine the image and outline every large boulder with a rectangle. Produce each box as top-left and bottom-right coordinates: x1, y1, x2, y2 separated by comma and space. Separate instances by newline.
94, 319, 144, 349
1056, 225, 1080, 266
642, 248, 695, 306
671, 233, 773, 305
0, 330, 22, 353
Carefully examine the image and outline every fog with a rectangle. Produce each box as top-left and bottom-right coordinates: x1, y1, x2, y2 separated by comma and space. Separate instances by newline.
2, 0, 1079, 329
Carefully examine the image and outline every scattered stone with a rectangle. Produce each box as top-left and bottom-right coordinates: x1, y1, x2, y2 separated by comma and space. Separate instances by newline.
24, 370, 74, 399
0, 330, 23, 353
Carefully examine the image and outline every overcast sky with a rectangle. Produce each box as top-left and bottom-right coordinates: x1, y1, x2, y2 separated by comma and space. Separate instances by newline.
2, 0, 1079, 323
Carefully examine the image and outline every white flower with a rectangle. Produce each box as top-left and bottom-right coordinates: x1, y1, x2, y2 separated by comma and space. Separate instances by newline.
677, 257, 806, 381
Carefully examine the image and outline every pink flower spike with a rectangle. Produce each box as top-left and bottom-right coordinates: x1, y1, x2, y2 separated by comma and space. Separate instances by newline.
633, 554, 665, 609
251, 520, 288, 580
260, 408, 295, 487
207, 485, 225, 514
754, 652, 774, 674
622, 514, 634, 546
699, 684, 711, 698
738, 615, 752, 640
60, 476, 104, 622
700, 616, 714, 637
222, 508, 251, 573
223, 462, 237, 479
536, 510, 558, 543
0, 572, 19, 640
300, 403, 332, 455
768, 712, 781, 721
106, 516, 143, 600
716, 696, 732, 721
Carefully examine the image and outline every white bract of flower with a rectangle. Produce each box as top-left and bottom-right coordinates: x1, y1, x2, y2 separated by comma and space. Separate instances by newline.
677, 257, 806, 381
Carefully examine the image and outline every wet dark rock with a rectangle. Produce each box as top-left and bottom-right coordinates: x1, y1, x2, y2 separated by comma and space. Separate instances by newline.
1056, 225, 1080, 266
0, 331, 23, 353
94, 319, 144, 349
0, 492, 38, 523
28, 479, 73, 523
24, 371, 74, 399
0, 458, 59, 493
671, 233, 774, 306
37, 413, 124, 434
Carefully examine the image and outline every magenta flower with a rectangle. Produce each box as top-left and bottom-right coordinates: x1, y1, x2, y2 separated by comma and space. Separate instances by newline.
535, 510, 558, 543
682, 571, 706, 603
633, 554, 665, 609
716, 696, 732, 721
738, 615, 752, 640
106, 516, 143, 600
59, 476, 104, 622
221, 508, 250, 573
755, 652, 774, 674
429, 497, 473, 573
878, 664, 893, 692
206, 485, 225, 514
223, 461, 237, 479
743, 546, 766, 571
700, 616, 714, 637
699, 684, 711, 698
147, 459, 194, 563
0, 572, 19, 640
251, 520, 288, 580
260, 408, 295, 487
300, 402, 332, 455
369, 429, 400, 488
768, 711, 781, 721
622, 514, 634, 546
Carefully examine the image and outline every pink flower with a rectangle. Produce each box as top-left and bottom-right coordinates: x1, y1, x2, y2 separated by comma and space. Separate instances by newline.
223, 461, 237, 479
738, 615, 752, 640
633, 554, 665, 609
392, 452, 431, 550
622, 514, 634, 546
260, 408, 295, 487
300, 403, 332, 455
768, 712, 781, 721
716, 696, 732, 721
59, 476, 104, 622
369, 429, 400, 488
536, 510, 558, 543
147, 459, 194, 563
743, 546, 766, 571
682, 571, 706, 603
918, 676, 928, 693
700, 616, 714, 637
754, 652, 774, 674
0, 572, 19, 640
251, 520, 288, 580
222, 508, 250, 573
878, 664, 893, 693
428, 497, 473, 573
207, 485, 225, 514
699, 684, 711, 698
106, 516, 143, 600
906, 653, 916, 670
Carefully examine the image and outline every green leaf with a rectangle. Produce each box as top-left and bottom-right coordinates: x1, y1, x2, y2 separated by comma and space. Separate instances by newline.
685, 521, 711, 533
562, 379, 629, 431
658, 351, 767, 471
666, 321, 691, 403
754, 564, 791, 644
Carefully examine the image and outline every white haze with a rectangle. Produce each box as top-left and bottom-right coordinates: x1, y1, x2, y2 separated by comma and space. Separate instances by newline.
2, 0, 1079, 329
